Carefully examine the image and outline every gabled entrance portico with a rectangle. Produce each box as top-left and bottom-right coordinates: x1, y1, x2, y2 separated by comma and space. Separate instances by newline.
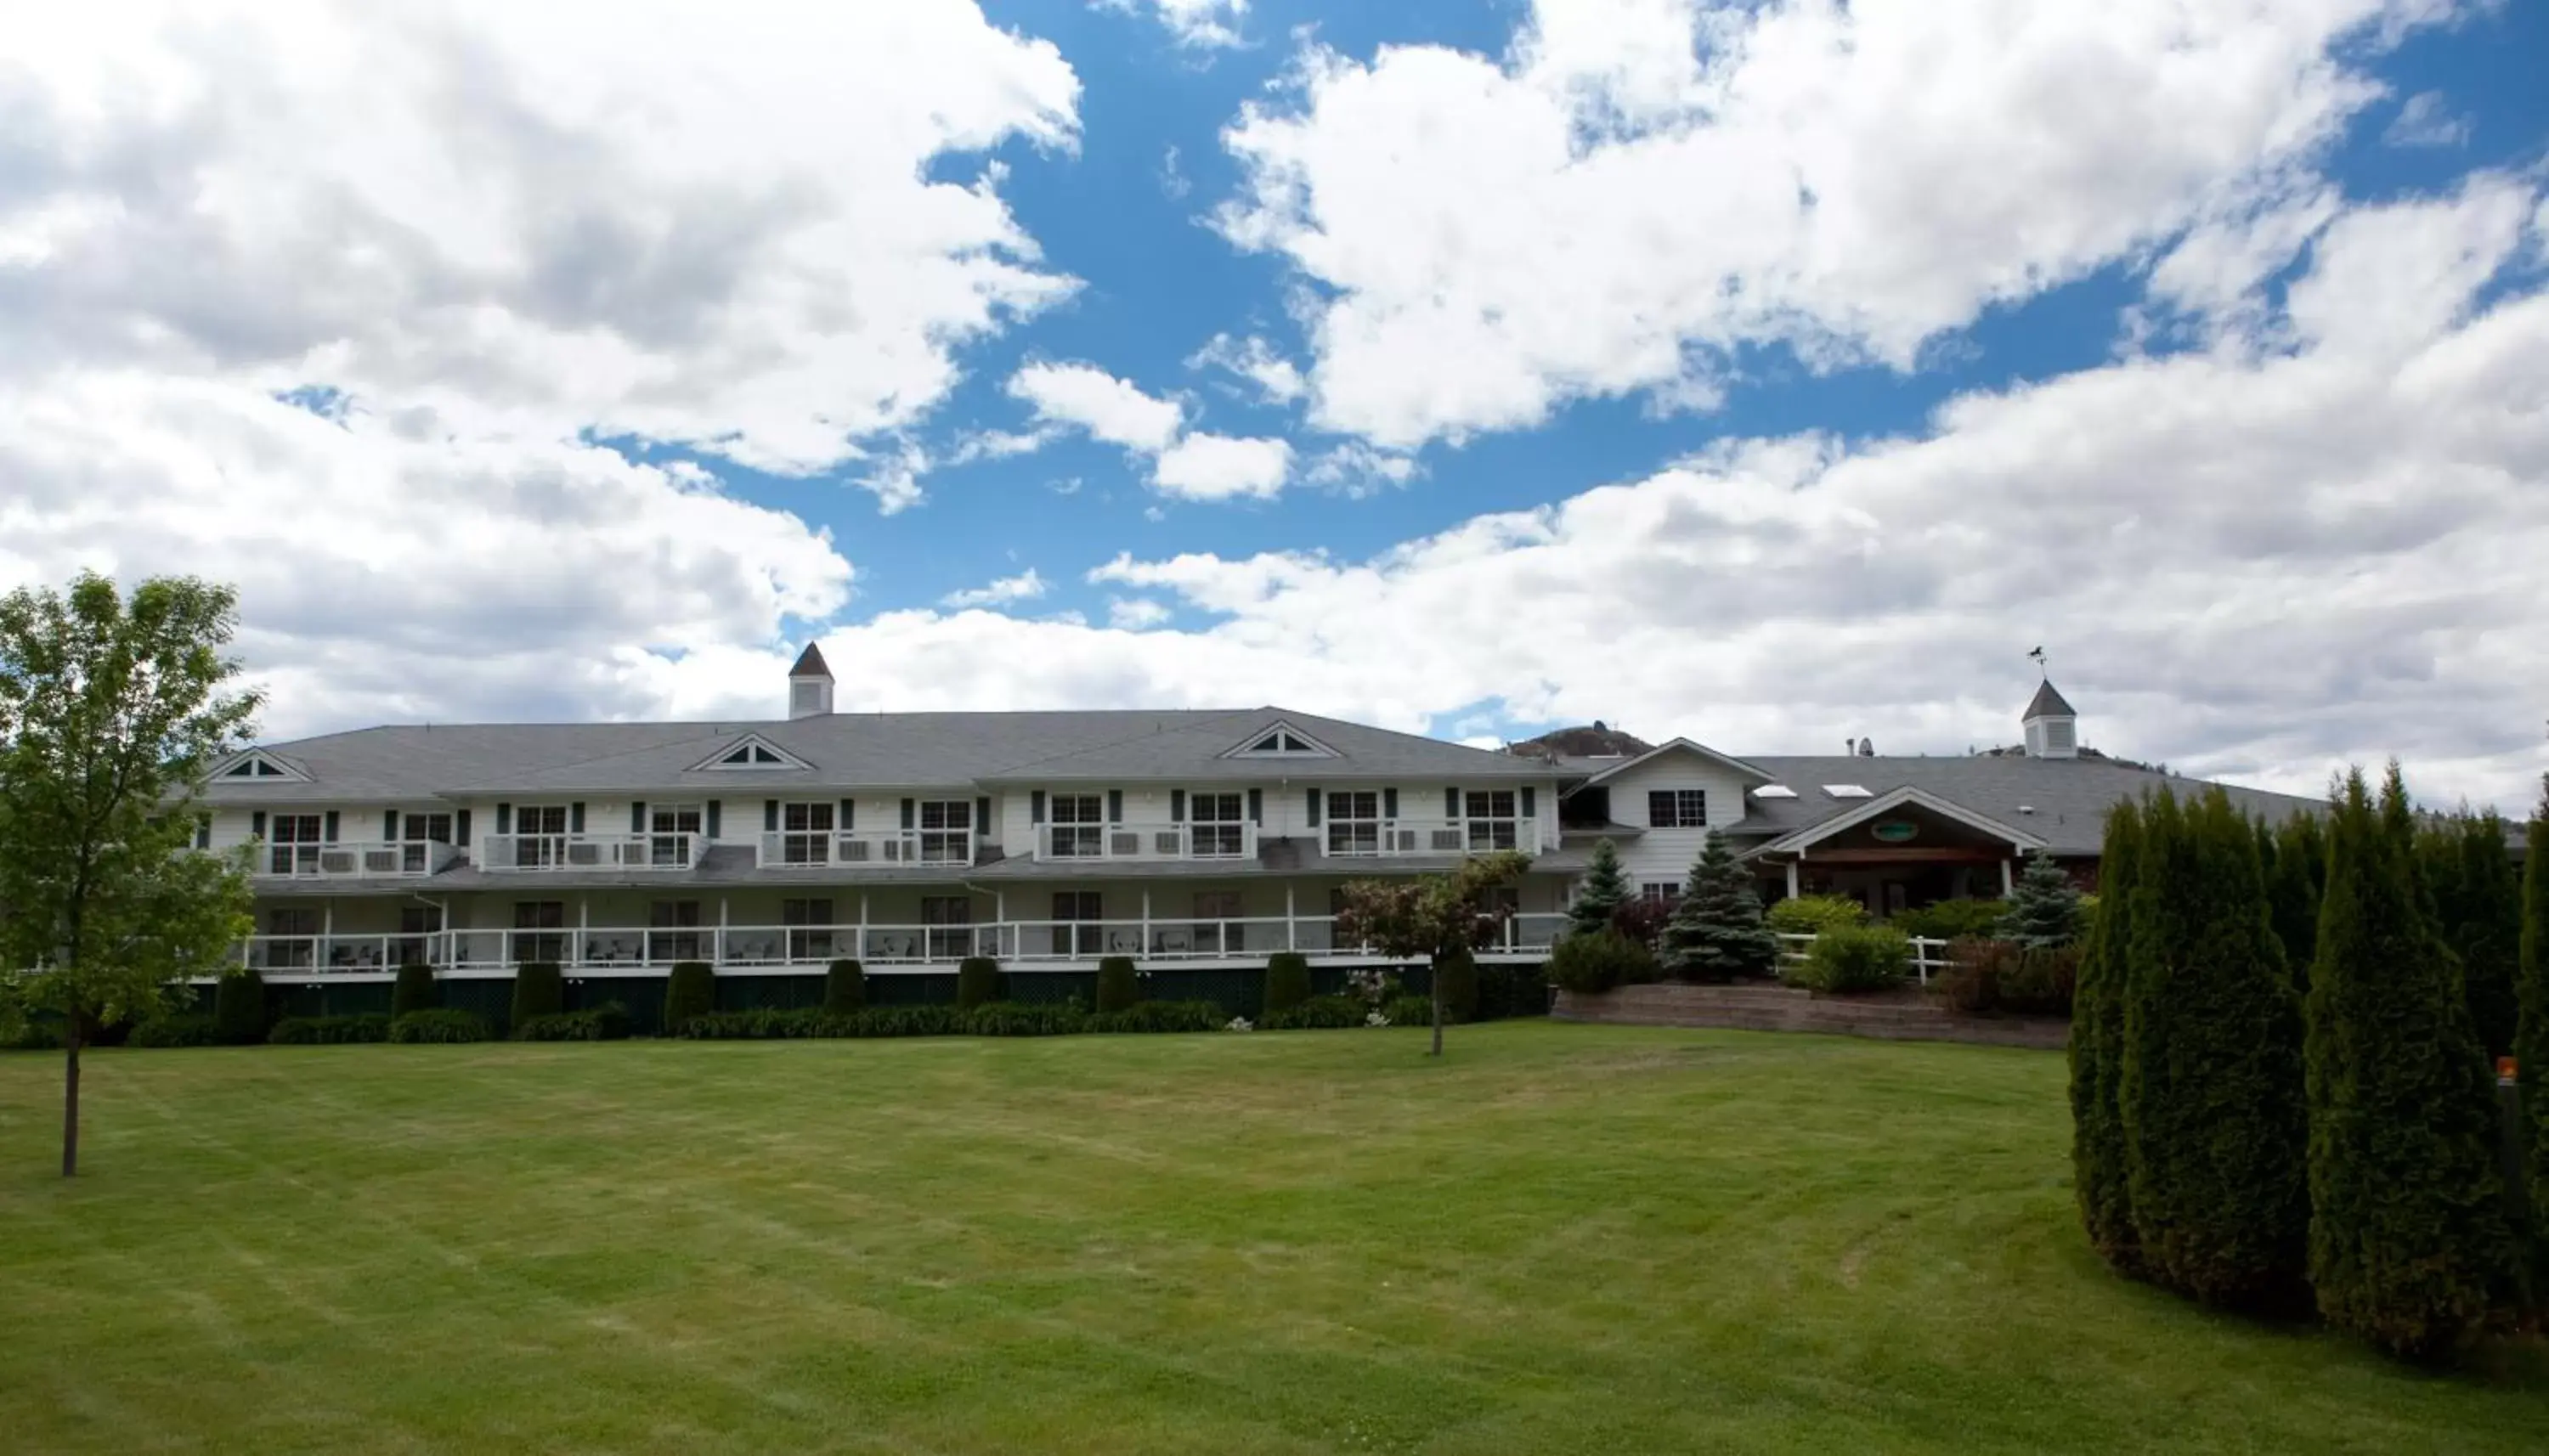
1751, 787, 2049, 916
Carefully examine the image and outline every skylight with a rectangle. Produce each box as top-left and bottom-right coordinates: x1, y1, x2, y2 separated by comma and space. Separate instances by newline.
1822, 784, 1873, 799
1752, 784, 1798, 799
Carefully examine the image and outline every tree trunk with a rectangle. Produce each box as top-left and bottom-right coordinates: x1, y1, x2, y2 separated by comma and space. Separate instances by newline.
1430, 973, 1444, 1058
61, 1019, 82, 1178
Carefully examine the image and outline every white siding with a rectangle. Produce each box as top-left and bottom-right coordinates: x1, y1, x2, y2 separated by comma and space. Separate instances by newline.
1594, 753, 1754, 893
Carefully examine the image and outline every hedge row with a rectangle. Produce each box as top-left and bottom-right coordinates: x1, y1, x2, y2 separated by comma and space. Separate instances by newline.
671, 1000, 1229, 1041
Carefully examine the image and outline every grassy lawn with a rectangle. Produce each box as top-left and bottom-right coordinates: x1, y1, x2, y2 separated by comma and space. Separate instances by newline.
3, 1023, 2543, 1454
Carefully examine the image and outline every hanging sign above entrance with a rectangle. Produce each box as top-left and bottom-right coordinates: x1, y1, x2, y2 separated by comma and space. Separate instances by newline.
1870, 820, 1920, 844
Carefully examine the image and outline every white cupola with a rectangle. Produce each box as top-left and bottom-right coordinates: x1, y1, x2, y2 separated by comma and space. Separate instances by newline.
787, 642, 834, 720
2021, 677, 2079, 759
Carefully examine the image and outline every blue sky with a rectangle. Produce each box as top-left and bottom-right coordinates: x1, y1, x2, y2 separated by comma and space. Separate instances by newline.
3, 0, 2546, 806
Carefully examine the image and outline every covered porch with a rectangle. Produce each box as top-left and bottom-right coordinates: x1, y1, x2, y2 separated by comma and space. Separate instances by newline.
1749, 787, 2049, 918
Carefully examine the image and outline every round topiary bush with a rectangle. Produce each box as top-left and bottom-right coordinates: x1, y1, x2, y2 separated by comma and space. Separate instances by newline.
212, 968, 269, 1045
956, 956, 1005, 1010
663, 961, 716, 1031
511, 962, 565, 1029
391, 962, 438, 1019
1262, 951, 1312, 1015
1794, 924, 1910, 994
1766, 893, 1868, 936
1546, 931, 1657, 995
822, 958, 867, 1015
1095, 956, 1140, 1013
1433, 946, 1478, 1022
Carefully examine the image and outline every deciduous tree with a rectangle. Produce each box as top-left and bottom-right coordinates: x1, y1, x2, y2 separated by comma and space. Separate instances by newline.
1336, 851, 1530, 1057
0, 573, 260, 1176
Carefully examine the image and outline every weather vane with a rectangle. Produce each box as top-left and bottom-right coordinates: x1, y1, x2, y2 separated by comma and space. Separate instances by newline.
2028, 645, 2047, 677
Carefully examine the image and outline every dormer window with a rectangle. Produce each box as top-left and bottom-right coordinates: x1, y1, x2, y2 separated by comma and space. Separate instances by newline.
218, 752, 307, 782
691, 734, 810, 771
1223, 720, 1337, 759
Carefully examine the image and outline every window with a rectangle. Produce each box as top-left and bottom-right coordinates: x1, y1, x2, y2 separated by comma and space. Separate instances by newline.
778, 801, 834, 864
783, 899, 835, 962
917, 799, 972, 863
648, 900, 702, 962
1191, 890, 1243, 955
263, 907, 319, 968
1326, 790, 1381, 855
1641, 883, 1681, 903
1465, 789, 1519, 850
698, 735, 803, 770
922, 895, 974, 960
1228, 721, 1333, 758
514, 804, 568, 866
1053, 891, 1103, 957
224, 753, 299, 780
1048, 793, 1104, 857
512, 900, 566, 963
651, 804, 703, 866
1189, 792, 1246, 857
397, 905, 443, 965
401, 812, 452, 873
1648, 789, 1708, 829
268, 814, 323, 875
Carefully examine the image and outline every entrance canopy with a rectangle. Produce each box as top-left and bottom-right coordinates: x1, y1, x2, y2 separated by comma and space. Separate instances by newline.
1754, 786, 2049, 862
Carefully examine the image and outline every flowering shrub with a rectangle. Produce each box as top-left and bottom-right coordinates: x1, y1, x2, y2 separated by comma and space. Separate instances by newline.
1224, 1016, 1254, 1033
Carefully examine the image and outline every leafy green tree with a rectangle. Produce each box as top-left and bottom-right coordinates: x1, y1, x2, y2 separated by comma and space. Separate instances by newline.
1568, 838, 1630, 939
0, 574, 260, 1176
1998, 850, 2085, 948
2420, 811, 2523, 1060
2306, 766, 2519, 1358
2071, 800, 2143, 1275
1335, 851, 1530, 1057
1659, 830, 1778, 979
2515, 775, 2549, 1287
2264, 812, 2325, 990
2117, 788, 2309, 1309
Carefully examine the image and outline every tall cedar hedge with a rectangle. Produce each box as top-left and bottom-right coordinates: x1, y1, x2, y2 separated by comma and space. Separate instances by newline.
212, 968, 269, 1046
2305, 767, 2519, 1358
511, 962, 565, 1029
2519, 775, 2549, 1284
662, 962, 715, 1031
1095, 956, 1140, 1013
1262, 952, 1312, 1015
822, 959, 866, 1015
2117, 787, 2309, 1309
2419, 811, 2523, 1060
2071, 801, 2142, 1275
391, 962, 438, 1019
2263, 813, 2326, 990
955, 956, 1004, 1010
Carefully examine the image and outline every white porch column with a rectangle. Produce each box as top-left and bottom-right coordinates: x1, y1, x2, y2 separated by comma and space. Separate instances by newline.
1140, 889, 1151, 960
994, 890, 1006, 958
2000, 857, 2015, 896
578, 899, 589, 967
718, 897, 729, 967
1785, 858, 1801, 900
858, 892, 869, 962
1285, 883, 1297, 951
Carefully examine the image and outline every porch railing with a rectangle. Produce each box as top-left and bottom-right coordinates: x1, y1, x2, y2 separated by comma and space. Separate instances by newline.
1032, 821, 1260, 862
255, 839, 461, 879
755, 829, 972, 869
1320, 817, 1539, 859
478, 832, 704, 872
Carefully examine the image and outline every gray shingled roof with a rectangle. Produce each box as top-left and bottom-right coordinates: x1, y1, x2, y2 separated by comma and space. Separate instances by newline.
2023, 679, 2077, 720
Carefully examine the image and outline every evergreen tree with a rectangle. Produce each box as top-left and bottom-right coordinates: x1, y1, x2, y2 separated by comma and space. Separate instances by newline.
2516, 775, 2549, 1285
2071, 800, 2143, 1276
1568, 838, 1630, 939
2306, 766, 2519, 1358
2264, 812, 2325, 990
1998, 850, 2085, 948
1659, 830, 1778, 980
2421, 812, 2522, 1060
2117, 787, 2309, 1309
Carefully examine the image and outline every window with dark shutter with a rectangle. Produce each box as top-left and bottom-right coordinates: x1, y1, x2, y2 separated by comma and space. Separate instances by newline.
1306, 788, 1321, 827
1108, 789, 1123, 823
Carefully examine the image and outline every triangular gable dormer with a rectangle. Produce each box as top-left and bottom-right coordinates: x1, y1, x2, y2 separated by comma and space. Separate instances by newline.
1218, 719, 1338, 759
216, 750, 309, 783
690, 733, 813, 771
1562, 737, 1771, 794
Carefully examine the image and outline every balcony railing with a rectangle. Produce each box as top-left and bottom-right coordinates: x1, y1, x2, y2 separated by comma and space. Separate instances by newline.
755, 829, 973, 869
230, 913, 1571, 974
254, 839, 461, 879
1320, 817, 1539, 858
1033, 821, 1259, 862
478, 832, 704, 872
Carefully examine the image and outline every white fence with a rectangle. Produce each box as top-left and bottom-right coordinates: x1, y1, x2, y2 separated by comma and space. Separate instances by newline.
1774, 931, 1953, 986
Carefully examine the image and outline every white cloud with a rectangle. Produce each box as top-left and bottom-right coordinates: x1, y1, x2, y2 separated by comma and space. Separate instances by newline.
1100, 0, 1248, 49
1187, 332, 1307, 404
1006, 359, 1291, 500
941, 568, 1050, 609
2384, 90, 2473, 148
1305, 442, 1422, 496
1216, 0, 2441, 449
1108, 597, 1174, 629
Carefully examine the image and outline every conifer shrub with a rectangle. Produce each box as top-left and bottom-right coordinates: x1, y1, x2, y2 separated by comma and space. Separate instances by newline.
1095, 956, 1141, 1013
2306, 766, 2520, 1358
2117, 787, 2309, 1312
511, 962, 565, 1028
1262, 951, 1313, 1015
2265, 813, 2326, 989
1893, 898, 2013, 943
2071, 800, 2142, 1276
268, 1013, 391, 1045
1546, 930, 1658, 995
2521, 774, 2549, 1284
127, 1014, 220, 1048
822, 958, 867, 1015
1766, 894, 1867, 936
1660, 829, 1779, 980
388, 1008, 491, 1043
1258, 994, 1370, 1030
1998, 851, 2086, 948
2421, 811, 2523, 1060
212, 968, 268, 1045
1433, 946, 1479, 1022
1568, 838, 1631, 939
955, 956, 1005, 1010
662, 961, 715, 1031
391, 962, 438, 1019
1793, 923, 1908, 993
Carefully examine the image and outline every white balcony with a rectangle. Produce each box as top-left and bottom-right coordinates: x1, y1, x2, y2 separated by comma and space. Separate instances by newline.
755, 829, 973, 869
253, 839, 461, 879
478, 832, 704, 872
1033, 821, 1259, 863
1319, 817, 1538, 859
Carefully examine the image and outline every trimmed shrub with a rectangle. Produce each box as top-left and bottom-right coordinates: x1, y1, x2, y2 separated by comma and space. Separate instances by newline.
1433, 946, 1478, 1023
1661, 829, 1780, 980
1940, 937, 2018, 1014
964, 1001, 1084, 1036
1546, 930, 1658, 995
268, 1013, 391, 1045
1086, 1000, 1223, 1034
956, 956, 1005, 1011
1478, 961, 1551, 1020
2306, 766, 2520, 1357
1793, 924, 1909, 994
1766, 894, 1867, 936
511, 962, 565, 1027
127, 1014, 220, 1048
663, 961, 715, 1032
1259, 994, 1369, 1030
213, 968, 268, 1045
1894, 898, 2012, 944
1998, 944, 2081, 1017
391, 962, 438, 1019
1095, 956, 1140, 1013
2119, 787, 2309, 1312
2000, 850, 2087, 948
673, 1007, 819, 1040
389, 1008, 491, 1043
516, 1002, 633, 1041
822, 958, 867, 1015
1382, 994, 1436, 1028
2072, 800, 2144, 1277
1262, 952, 1313, 1015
